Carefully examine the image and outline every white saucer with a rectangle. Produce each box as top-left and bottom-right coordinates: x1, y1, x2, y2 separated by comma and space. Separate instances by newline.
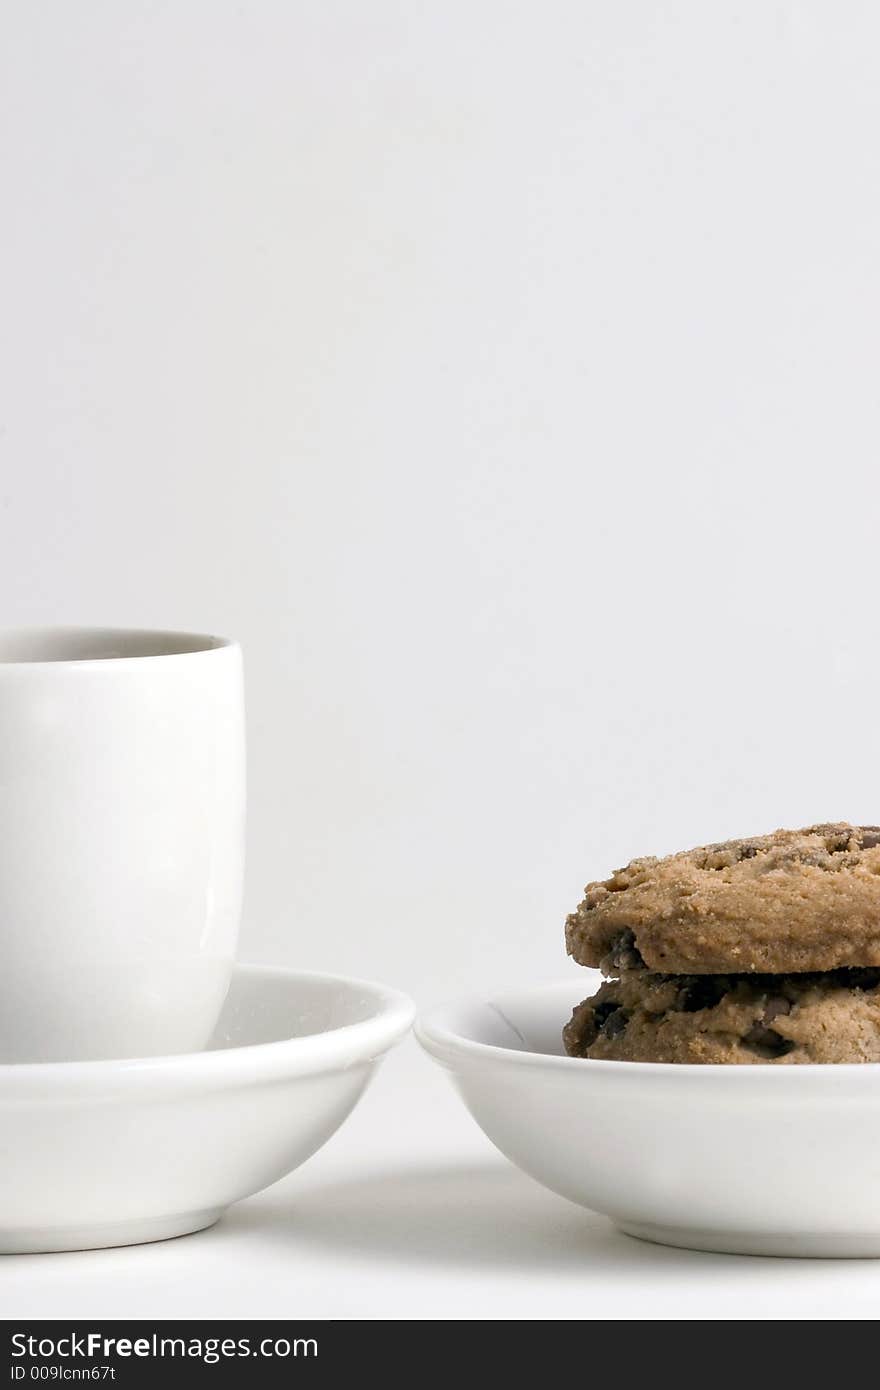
1, 965, 414, 1253
417, 976, 880, 1258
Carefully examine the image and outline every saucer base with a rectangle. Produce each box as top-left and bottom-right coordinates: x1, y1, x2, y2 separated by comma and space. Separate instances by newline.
0, 1207, 223, 1255
617, 1220, 880, 1260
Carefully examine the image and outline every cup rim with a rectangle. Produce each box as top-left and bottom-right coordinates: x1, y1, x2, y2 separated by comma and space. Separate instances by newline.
0, 626, 238, 667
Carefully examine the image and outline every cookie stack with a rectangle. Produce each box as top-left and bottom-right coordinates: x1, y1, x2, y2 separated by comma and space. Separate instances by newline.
563, 824, 880, 1064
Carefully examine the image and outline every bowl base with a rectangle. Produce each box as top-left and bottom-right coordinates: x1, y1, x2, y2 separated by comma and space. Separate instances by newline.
618, 1219, 880, 1259
0, 1207, 223, 1255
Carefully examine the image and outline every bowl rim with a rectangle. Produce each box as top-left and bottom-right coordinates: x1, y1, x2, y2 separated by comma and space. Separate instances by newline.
0, 964, 415, 1091
416, 977, 880, 1081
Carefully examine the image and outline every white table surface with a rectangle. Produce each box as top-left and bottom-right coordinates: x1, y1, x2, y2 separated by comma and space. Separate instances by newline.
3, 1040, 878, 1322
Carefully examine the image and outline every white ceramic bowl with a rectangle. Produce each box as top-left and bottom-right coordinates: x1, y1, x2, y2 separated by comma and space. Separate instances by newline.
417, 975, 880, 1257
1, 965, 414, 1253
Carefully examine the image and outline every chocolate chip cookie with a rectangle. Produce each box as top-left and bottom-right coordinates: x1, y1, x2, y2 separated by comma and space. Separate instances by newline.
563, 968, 880, 1064
565, 824, 880, 976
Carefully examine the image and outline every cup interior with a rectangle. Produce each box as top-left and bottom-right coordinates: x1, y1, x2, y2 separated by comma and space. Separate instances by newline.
0, 627, 232, 664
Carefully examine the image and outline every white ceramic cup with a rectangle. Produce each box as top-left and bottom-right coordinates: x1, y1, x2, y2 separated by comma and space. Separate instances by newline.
0, 627, 245, 1063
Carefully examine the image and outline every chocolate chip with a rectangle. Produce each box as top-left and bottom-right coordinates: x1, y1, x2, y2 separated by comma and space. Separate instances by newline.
605, 928, 645, 972
827, 833, 852, 853
599, 1006, 630, 1039
677, 977, 727, 1013
741, 995, 792, 1050
743, 1024, 796, 1059
592, 1000, 620, 1031
761, 995, 791, 1025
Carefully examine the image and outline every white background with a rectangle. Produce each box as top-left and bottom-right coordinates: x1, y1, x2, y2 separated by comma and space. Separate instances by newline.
3, 0, 880, 1319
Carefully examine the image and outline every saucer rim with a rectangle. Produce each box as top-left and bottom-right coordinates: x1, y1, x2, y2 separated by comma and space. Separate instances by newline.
0, 964, 415, 1089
